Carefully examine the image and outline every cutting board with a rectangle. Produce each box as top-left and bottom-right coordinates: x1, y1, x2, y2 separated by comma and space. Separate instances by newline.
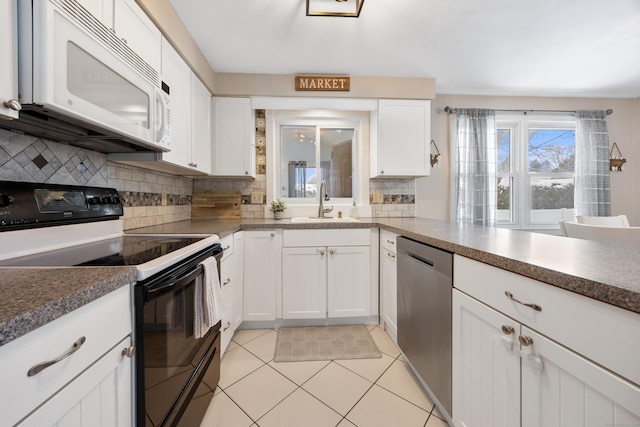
191, 191, 241, 219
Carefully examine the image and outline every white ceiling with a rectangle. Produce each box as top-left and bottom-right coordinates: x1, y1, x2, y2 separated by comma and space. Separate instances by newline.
169, 0, 640, 98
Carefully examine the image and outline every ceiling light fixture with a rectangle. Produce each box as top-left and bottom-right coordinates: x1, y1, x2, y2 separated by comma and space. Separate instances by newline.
306, 0, 364, 17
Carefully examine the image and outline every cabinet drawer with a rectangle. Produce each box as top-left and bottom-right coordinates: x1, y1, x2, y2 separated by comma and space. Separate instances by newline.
220, 234, 234, 261
380, 229, 399, 253
283, 229, 370, 247
454, 255, 640, 386
0, 286, 131, 426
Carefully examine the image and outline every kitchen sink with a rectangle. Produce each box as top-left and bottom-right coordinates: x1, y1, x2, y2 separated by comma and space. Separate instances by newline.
290, 216, 361, 224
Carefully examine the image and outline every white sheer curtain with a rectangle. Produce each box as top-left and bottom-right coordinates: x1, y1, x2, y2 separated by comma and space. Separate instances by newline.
575, 110, 611, 216
450, 108, 497, 225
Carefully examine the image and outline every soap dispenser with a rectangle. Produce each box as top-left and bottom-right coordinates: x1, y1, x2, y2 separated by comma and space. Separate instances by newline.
350, 199, 359, 218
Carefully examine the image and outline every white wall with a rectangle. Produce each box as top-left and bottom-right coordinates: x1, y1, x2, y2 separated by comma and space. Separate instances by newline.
416, 94, 640, 226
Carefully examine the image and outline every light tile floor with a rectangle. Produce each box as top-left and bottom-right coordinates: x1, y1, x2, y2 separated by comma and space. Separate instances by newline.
200, 326, 450, 427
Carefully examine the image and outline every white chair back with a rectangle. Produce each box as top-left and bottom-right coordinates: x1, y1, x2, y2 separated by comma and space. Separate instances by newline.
575, 215, 630, 227
560, 220, 640, 245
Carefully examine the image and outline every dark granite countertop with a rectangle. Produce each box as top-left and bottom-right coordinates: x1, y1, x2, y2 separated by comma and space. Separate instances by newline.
128, 217, 640, 315
0, 267, 137, 347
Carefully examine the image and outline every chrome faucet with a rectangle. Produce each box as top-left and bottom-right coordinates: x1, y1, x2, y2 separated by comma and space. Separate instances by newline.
318, 181, 333, 218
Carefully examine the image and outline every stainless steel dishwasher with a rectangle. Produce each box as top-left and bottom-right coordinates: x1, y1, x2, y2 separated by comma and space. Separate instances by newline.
397, 236, 453, 420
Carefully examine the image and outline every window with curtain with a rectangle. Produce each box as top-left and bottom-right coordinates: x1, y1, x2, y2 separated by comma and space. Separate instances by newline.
496, 115, 577, 228
453, 109, 610, 229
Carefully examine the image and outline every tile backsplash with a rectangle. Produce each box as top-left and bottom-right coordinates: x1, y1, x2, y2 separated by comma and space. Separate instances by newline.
0, 129, 192, 230
1, 128, 416, 225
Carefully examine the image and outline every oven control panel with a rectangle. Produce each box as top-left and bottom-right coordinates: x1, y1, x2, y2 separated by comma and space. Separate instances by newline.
0, 181, 124, 230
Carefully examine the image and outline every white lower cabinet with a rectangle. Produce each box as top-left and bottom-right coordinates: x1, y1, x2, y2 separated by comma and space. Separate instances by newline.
243, 230, 282, 321
220, 232, 244, 355
282, 229, 372, 320
17, 336, 133, 427
453, 256, 640, 427
0, 286, 133, 426
379, 229, 399, 342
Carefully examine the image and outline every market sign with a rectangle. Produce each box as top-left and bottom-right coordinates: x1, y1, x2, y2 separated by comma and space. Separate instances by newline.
295, 75, 350, 92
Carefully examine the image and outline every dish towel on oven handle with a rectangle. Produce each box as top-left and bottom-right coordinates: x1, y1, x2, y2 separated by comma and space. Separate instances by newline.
194, 256, 224, 339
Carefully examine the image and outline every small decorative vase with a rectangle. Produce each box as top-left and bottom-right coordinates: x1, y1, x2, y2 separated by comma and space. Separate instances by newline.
274, 211, 284, 220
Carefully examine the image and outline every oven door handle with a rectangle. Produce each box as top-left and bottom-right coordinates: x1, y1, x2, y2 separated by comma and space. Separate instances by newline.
147, 265, 204, 296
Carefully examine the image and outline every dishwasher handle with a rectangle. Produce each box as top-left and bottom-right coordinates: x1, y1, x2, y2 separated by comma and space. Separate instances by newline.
397, 236, 453, 278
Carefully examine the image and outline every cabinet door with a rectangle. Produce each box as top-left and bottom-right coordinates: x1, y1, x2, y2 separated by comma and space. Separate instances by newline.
161, 38, 191, 168
521, 327, 640, 427
0, 0, 19, 120
453, 290, 520, 427
244, 231, 281, 321
373, 99, 430, 178
113, 0, 161, 72
232, 232, 244, 330
190, 75, 212, 173
282, 247, 327, 319
76, 0, 114, 28
211, 97, 256, 177
18, 337, 133, 427
327, 246, 371, 317
380, 248, 398, 342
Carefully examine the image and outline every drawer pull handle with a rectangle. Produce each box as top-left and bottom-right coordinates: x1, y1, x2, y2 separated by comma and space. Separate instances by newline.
223, 321, 231, 331
223, 245, 231, 251
501, 325, 515, 335
386, 240, 395, 245
387, 252, 396, 259
122, 346, 136, 358
223, 278, 231, 286
28, 336, 86, 377
504, 291, 542, 312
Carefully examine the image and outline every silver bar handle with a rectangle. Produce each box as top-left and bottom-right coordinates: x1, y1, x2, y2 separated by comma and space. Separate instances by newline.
28, 336, 86, 377
504, 291, 542, 312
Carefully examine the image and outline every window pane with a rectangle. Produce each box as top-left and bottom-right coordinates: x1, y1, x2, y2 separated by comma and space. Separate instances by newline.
497, 129, 511, 173
280, 125, 316, 198
530, 177, 575, 224
528, 129, 575, 173
497, 176, 513, 223
319, 128, 353, 198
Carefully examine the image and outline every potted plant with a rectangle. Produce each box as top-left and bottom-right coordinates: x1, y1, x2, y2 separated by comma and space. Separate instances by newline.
270, 199, 286, 219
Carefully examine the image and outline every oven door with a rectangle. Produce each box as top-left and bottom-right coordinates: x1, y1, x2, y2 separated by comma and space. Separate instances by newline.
135, 248, 222, 427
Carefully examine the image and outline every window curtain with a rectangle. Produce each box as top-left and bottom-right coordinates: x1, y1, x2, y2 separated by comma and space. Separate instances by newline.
575, 110, 611, 216
450, 108, 497, 225
288, 161, 307, 198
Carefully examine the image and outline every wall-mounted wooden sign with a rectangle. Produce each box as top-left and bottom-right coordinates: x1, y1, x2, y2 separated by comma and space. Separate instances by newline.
295, 76, 350, 91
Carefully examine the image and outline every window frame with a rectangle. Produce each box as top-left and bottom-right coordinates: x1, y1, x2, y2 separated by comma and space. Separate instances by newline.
268, 110, 370, 210
496, 114, 577, 230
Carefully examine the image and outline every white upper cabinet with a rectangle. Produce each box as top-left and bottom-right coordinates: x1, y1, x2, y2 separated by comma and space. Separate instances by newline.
190, 74, 212, 174
0, 0, 20, 120
160, 38, 211, 175
371, 99, 431, 178
77, 0, 161, 73
161, 38, 191, 168
211, 97, 256, 177
113, 0, 162, 72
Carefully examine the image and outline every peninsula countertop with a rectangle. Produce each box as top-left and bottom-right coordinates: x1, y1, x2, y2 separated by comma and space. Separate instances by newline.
128, 217, 640, 315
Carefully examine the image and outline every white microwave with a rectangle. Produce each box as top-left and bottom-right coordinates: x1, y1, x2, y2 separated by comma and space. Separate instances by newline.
10, 0, 170, 153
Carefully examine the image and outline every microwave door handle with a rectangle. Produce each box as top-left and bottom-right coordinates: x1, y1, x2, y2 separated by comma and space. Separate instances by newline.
147, 264, 203, 296
154, 90, 166, 143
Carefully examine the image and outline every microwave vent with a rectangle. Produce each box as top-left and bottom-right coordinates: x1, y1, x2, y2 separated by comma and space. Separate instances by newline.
51, 0, 159, 87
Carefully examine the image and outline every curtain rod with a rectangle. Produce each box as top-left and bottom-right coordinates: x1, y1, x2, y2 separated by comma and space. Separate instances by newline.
443, 106, 613, 116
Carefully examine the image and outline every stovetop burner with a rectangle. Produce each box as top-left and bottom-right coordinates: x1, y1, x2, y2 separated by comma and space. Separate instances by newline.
0, 235, 206, 267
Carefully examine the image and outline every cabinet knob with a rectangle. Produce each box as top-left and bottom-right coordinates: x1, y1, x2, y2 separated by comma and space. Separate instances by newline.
501, 325, 515, 335
329, 249, 336, 255
3, 99, 22, 111
380, 170, 384, 174
245, 171, 249, 175
122, 346, 136, 358
317, 249, 325, 256
270, 232, 275, 237
121, 37, 127, 44
519, 335, 534, 346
